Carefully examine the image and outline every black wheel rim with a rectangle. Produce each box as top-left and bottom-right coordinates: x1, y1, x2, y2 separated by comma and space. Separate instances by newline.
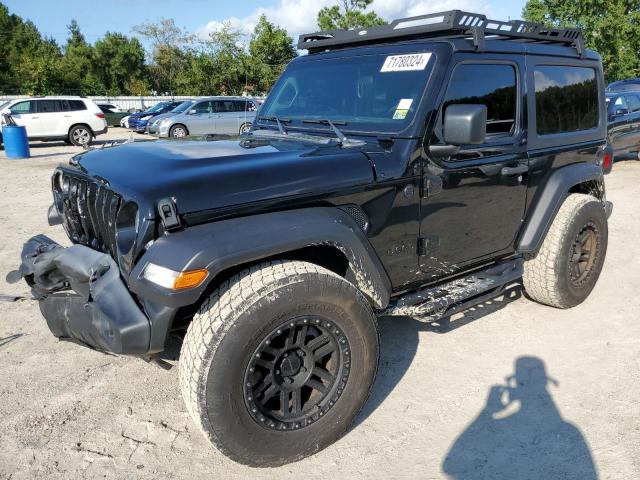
243, 316, 351, 431
569, 222, 598, 287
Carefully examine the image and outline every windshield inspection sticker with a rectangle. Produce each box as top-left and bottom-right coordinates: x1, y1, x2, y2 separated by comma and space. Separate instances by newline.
393, 98, 414, 120
381, 53, 432, 72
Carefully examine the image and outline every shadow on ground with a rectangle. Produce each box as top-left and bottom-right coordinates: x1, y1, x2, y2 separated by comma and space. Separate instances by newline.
442, 356, 597, 480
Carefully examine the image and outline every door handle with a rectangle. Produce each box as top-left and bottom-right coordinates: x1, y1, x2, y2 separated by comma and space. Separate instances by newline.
31, 116, 39, 119
501, 165, 528, 176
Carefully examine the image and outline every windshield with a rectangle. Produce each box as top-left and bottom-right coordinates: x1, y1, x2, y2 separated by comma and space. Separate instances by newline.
0, 101, 8, 111
146, 102, 169, 113
259, 52, 435, 133
171, 101, 195, 113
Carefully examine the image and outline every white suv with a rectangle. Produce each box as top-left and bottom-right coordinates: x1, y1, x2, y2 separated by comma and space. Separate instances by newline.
0, 97, 107, 146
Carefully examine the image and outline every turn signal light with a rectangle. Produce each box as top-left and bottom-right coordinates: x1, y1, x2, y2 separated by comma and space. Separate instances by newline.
173, 269, 209, 290
143, 263, 208, 290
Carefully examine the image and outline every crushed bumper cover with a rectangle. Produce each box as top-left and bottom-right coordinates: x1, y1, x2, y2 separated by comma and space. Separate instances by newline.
7, 235, 150, 354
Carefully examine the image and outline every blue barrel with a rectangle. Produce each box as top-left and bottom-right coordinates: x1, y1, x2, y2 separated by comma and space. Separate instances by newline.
2, 125, 30, 159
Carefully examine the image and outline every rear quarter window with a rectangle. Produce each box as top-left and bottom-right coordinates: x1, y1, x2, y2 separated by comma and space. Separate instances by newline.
534, 66, 598, 135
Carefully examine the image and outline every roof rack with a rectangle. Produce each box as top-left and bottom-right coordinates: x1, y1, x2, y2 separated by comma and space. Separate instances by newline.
298, 10, 585, 57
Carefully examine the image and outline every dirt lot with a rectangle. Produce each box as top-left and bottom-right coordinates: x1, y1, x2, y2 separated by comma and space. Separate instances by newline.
0, 129, 639, 479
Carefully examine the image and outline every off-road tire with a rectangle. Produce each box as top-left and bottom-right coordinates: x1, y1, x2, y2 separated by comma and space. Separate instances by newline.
179, 260, 379, 466
523, 194, 608, 308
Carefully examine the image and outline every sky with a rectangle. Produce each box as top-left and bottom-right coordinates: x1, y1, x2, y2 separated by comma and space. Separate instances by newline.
4, 0, 527, 46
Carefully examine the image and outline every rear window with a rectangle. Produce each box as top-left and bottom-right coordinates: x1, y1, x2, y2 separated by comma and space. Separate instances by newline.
215, 100, 237, 113
36, 100, 62, 113
534, 66, 598, 135
234, 100, 257, 112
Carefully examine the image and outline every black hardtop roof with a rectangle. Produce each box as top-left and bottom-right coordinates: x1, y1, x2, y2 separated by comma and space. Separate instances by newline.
299, 10, 591, 59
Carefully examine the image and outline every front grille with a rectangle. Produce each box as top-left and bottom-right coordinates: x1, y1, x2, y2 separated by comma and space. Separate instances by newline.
59, 172, 121, 260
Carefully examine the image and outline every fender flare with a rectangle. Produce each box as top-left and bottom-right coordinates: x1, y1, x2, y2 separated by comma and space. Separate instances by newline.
517, 162, 603, 254
129, 207, 392, 311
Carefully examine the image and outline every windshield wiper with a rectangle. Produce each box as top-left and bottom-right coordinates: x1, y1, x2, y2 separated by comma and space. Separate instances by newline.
302, 119, 363, 147
256, 115, 290, 135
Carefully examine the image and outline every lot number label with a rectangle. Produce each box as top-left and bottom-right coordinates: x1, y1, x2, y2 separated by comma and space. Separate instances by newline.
381, 53, 432, 72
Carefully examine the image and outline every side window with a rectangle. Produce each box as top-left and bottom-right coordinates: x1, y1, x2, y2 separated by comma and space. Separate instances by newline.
37, 100, 61, 113
215, 101, 236, 113
68, 100, 87, 111
442, 63, 517, 137
234, 100, 257, 112
193, 101, 212, 114
626, 95, 640, 113
10, 101, 33, 114
534, 66, 598, 135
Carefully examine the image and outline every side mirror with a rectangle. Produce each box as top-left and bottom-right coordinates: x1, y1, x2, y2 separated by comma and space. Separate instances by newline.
443, 104, 487, 145
615, 108, 629, 116
188, 109, 197, 115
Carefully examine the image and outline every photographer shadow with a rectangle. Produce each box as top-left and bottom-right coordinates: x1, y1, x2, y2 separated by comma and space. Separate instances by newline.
442, 356, 597, 480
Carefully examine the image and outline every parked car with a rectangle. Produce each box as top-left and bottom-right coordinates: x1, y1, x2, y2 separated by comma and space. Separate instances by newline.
97, 104, 128, 127
120, 115, 130, 128
148, 97, 257, 137
607, 78, 640, 93
607, 92, 640, 160
146, 100, 196, 133
0, 96, 107, 146
11, 10, 613, 467
128, 101, 183, 133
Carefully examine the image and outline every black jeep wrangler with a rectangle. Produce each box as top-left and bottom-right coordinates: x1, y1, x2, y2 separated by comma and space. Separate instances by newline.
12, 11, 613, 467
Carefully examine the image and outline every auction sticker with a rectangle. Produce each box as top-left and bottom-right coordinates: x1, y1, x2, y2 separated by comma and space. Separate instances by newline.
381, 53, 431, 72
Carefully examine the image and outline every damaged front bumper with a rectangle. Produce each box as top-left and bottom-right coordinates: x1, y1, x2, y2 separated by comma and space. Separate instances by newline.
8, 235, 151, 354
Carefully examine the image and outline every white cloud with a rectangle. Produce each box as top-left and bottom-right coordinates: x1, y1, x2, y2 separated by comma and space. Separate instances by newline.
197, 0, 494, 42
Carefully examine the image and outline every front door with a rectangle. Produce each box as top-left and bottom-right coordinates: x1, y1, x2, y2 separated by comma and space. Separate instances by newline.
188, 101, 215, 135
420, 60, 528, 276
9, 100, 42, 137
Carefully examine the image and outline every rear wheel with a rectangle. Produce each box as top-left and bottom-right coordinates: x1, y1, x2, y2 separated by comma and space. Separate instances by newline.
169, 124, 188, 138
239, 122, 252, 135
523, 194, 608, 308
179, 260, 378, 466
68, 125, 92, 146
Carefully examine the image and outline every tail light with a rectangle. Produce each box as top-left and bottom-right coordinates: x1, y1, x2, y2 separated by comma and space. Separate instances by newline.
95, 113, 105, 119
601, 146, 613, 174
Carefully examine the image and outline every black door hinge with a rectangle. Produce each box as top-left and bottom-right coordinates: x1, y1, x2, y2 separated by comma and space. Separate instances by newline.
418, 235, 440, 256
157, 198, 181, 231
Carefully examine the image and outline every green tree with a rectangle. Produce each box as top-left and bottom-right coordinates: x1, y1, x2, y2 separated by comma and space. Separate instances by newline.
0, 2, 65, 94
247, 15, 297, 94
522, 0, 640, 82
317, 0, 387, 30
60, 19, 102, 95
133, 18, 192, 94
94, 32, 147, 94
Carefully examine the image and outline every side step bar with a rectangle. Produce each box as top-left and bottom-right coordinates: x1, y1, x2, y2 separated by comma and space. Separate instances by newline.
383, 259, 523, 319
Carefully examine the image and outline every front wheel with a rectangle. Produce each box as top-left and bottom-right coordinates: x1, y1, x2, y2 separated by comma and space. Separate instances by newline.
523, 194, 608, 308
169, 124, 188, 138
68, 125, 93, 146
179, 260, 378, 466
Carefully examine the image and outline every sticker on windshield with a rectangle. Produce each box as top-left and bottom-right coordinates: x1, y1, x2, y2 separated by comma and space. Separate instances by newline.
381, 53, 431, 72
393, 98, 414, 120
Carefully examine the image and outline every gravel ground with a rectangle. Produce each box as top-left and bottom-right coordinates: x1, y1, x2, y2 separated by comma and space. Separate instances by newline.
0, 129, 638, 479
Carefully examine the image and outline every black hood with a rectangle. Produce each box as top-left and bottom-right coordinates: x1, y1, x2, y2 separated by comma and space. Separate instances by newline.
73, 138, 375, 218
